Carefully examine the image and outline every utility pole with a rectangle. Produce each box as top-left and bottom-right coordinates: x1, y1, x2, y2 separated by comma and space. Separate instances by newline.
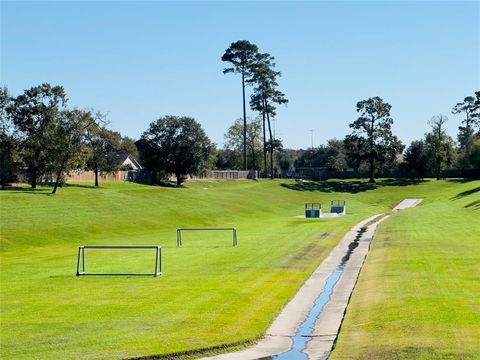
310, 129, 314, 149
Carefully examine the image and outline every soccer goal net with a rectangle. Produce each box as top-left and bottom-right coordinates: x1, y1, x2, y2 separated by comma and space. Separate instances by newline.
176, 228, 238, 247
76, 245, 162, 277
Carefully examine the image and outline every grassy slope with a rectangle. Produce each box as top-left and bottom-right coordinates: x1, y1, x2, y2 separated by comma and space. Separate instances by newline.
0, 179, 477, 359
331, 180, 480, 360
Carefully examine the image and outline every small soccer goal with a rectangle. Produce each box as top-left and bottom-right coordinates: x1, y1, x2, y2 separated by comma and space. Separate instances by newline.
76, 245, 162, 277
331, 200, 346, 214
305, 203, 322, 218
176, 228, 238, 247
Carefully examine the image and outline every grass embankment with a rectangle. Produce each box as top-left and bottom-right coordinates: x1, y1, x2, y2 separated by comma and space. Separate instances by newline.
0, 179, 477, 359
331, 180, 480, 360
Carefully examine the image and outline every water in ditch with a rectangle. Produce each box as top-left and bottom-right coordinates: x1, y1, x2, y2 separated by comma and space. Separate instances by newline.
259, 226, 367, 360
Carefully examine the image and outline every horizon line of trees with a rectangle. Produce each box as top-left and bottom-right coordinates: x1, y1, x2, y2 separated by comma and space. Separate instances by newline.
2, 36, 479, 191
2, 82, 479, 193
0, 84, 141, 192
219, 92, 480, 181
0, 84, 221, 190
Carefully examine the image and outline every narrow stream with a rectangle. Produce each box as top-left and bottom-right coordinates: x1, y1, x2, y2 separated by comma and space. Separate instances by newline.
258, 226, 367, 360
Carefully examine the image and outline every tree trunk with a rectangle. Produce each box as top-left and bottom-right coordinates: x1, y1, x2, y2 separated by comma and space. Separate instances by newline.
368, 115, 376, 183
266, 109, 274, 180
242, 71, 247, 171
436, 157, 441, 180
94, 167, 99, 187
368, 157, 376, 183
176, 173, 182, 187
52, 152, 69, 194
251, 146, 256, 170
31, 168, 37, 189
262, 108, 267, 178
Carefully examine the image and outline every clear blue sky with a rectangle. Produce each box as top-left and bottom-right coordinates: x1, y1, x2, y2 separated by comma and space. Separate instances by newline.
1, 1, 479, 149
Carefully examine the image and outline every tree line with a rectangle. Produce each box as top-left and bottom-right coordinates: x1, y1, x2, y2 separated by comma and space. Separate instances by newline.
0, 84, 217, 191
1, 38, 478, 191
218, 94, 480, 182
0, 84, 140, 192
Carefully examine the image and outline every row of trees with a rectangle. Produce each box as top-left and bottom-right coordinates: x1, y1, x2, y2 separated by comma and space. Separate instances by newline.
346, 92, 480, 181
402, 92, 480, 180
0, 84, 138, 192
1, 83, 218, 190
222, 40, 288, 178
218, 93, 480, 182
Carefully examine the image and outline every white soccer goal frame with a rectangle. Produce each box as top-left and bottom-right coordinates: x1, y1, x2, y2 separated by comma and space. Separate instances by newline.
76, 245, 162, 277
176, 228, 238, 247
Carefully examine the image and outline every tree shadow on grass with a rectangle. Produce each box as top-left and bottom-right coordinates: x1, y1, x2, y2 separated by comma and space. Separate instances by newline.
446, 178, 478, 184
2, 183, 100, 193
65, 183, 98, 189
1, 186, 52, 195
451, 186, 480, 200
465, 200, 480, 210
280, 181, 377, 193
381, 178, 427, 186
281, 178, 424, 194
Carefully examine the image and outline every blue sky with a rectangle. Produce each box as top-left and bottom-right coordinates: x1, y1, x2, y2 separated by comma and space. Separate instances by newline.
1, 1, 479, 149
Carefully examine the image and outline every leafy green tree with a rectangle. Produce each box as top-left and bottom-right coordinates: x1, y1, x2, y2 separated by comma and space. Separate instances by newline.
452, 92, 480, 150
224, 117, 263, 170
468, 138, 480, 171
222, 40, 259, 171
249, 53, 288, 178
140, 116, 213, 187
0, 87, 19, 189
425, 115, 455, 180
266, 138, 283, 176
452, 92, 480, 169
326, 156, 343, 172
277, 148, 303, 175
51, 110, 97, 194
120, 136, 139, 159
215, 149, 239, 170
344, 97, 404, 183
401, 140, 429, 180
84, 120, 123, 187
294, 139, 346, 171
8, 84, 67, 188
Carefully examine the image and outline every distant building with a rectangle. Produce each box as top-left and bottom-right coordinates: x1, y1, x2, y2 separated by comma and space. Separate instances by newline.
119, 154, 142, 170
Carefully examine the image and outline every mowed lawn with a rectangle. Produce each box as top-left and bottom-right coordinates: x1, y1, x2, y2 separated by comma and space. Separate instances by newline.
0, 179, 477, 359
331, 180, 480, 360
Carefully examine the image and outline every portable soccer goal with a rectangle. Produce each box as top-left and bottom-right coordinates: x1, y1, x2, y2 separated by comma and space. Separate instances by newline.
76, 245, 162, 277
331, 200, 346, 214
305, 203, 322, 218
176, 228, 238, 247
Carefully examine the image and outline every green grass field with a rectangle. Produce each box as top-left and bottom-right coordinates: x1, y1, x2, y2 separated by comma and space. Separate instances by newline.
331, 180, 480, 360
0, 179, 478, 359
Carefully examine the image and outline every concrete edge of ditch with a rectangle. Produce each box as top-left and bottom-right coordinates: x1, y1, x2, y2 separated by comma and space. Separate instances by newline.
200, 198, 424, 360
200, 214, 381, 360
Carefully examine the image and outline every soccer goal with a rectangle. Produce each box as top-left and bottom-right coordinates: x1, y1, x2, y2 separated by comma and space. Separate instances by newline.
305, 203, 322, 218
176, 228, 238, 247
76, 245, 162, 277
331, 200, 346, 214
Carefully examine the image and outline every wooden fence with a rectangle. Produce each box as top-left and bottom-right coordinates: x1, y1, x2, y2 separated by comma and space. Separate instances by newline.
23, 169, 260, 185
66, 171, 129, 183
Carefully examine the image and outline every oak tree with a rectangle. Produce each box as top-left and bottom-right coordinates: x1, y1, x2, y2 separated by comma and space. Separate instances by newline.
344, 97, 404, 183
140, 116, 213, 186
